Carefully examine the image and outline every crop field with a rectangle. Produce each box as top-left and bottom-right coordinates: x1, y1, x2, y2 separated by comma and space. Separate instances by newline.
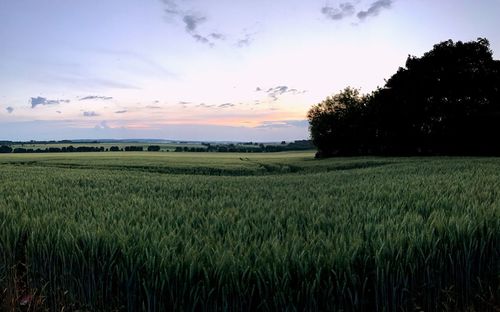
1, 152, 500, 311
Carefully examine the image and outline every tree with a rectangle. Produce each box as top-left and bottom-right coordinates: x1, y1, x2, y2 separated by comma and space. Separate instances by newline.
148, 145, 161, 152
373, 38, 500, 155
308, 38, 500, 157
0, 145, 13, 153
307, 87, 368, 157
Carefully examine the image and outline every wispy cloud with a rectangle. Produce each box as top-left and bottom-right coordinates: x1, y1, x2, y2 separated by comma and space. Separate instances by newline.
83, 111, 99, 117
237, 34, 253, 47
209, 33, 226, 40
256, 120, 309, 129
261, 86, 307, 101
6, 106, 14, 114
79, 95, 113, 101
322, 2, 356, 21
30, 97, 70, 108
197, 103, 216, 108
219, 103, 235, 108
115, 110, 128, 114
321, 0, 394, 22
160, 1, 228, 47
357, 0, 393, 20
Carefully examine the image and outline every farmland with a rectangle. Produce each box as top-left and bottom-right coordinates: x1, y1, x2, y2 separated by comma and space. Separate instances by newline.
1, 152, 500, 311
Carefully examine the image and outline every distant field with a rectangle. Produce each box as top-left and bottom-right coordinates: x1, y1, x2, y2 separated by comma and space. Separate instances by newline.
1, 152, 499, 311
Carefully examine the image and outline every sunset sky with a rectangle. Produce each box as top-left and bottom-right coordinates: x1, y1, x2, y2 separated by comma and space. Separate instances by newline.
1, 0, 499, 141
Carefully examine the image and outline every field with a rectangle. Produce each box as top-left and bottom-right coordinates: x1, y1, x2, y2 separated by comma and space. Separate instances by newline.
1, 152, 500, 311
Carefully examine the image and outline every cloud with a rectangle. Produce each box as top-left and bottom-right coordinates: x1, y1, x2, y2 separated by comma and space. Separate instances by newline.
160, 1, 242, 47
265, 86, 306, 101
30, 97, 70, 108
322, 2, 356, 20
146, 105, 162, 109
192, 33, 213, 46
237, 33, 253, 47
197, 103, 215, 108
357, 0, 393, 20
79, 95, 113, 101
115, 110, 128, 114
178, 14, 219, 46
178, 101, 191, 105
209, 33, 225, 40
162, 0, 180, 15
256, 87, 262, 92
83, 111, 99, 117
256, 120, 309, 129
183, 14, 206, 32
6, 106, 14, 114
219, 103, 235, 108
56, 111, 62, 114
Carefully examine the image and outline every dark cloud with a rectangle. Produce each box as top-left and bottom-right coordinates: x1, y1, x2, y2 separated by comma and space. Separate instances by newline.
183, 14, 206, 32
219, 103, 235, 108
160, 1, 240, 47
162, 0, 180, 15
115, 110, 128, 114
79, 95, 113, 101
192, 33, 213, 46
178, 101, 191, 105
83, 111, 99, 117
56, 111, 62, 114
30, 97, 70, 108
209, 33, 226, 40
255, 87, 262, 92
6, 106, 14, 114
322, 2, 356, 20
357, 0, 393, 20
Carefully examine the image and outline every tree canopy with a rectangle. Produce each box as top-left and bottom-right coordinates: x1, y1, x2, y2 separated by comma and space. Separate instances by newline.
308, 38, 500, 157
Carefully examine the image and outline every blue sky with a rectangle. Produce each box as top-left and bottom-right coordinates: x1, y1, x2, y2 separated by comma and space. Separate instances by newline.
1, 0, 499, 141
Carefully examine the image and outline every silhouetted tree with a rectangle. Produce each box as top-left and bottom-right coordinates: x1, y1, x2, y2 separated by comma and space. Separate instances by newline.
309, 38, 500, 157
307, 87, 368, 157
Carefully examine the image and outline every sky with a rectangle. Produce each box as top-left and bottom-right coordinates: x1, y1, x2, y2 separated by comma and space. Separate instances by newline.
1, 0, 499, 141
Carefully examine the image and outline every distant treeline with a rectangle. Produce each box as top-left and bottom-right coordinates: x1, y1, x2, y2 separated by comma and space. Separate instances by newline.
174, 140, 314, 153
0, 145, 154, 153
0, 141, 314, 154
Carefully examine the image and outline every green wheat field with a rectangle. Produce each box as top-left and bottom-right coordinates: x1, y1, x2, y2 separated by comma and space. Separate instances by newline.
1, 152, 500, 311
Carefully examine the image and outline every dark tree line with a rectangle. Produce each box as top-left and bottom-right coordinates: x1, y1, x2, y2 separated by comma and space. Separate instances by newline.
0, 145, 160, 153
173, 141, 314, 153
308, 38, 500, 157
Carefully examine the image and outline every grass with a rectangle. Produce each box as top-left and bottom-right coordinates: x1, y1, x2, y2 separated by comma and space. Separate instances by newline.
1, 152, 499, 311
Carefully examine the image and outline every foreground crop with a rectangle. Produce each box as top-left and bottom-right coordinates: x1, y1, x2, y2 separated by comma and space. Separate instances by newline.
1, 153, 499, 311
